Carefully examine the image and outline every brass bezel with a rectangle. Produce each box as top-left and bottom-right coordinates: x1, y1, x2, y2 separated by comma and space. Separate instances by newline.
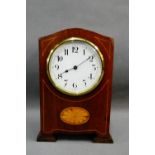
46, 37, 104, 96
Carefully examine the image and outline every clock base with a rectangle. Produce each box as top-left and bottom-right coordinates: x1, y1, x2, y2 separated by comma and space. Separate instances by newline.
93, 133, 113, 143
37, 132, 113, 143
37, 132, 57, 142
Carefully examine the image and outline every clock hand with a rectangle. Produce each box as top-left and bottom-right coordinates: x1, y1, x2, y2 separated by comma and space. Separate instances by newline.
76, 53, 96, 68
59, 54, 96, 75
59, 66, 75, 75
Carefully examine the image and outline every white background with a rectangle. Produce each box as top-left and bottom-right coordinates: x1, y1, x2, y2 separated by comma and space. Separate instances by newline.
0, 0, 155, 155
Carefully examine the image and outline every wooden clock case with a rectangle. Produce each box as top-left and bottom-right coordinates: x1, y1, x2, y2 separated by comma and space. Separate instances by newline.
37, 28, 114, 143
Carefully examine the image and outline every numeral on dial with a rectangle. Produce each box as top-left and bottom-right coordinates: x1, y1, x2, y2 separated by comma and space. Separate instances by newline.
72, 83, 77, 88
88, 73, 93, 80
57, 56, 63, 62
89, 55, 94, 62
72, 47, 78, 53
58, 74, 63, 79
92, 64, 97, 71
64, 79, 68, 87
83, 80, 87, 86
83, 49, 86, 55
54, 64, 59, 70
64, 49, 68, 55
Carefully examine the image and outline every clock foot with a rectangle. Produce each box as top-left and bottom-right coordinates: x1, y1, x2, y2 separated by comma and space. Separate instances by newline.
37, 132, 57, 142
93, 133, 113, 143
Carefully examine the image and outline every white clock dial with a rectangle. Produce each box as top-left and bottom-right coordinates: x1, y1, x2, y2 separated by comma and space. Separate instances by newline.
47, 37, 104, 96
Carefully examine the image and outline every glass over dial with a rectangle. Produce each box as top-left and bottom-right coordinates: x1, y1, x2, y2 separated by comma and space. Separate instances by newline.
47, 37, 104, 96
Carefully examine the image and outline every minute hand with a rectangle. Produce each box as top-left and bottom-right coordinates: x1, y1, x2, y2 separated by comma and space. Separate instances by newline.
77, 54, 96, 67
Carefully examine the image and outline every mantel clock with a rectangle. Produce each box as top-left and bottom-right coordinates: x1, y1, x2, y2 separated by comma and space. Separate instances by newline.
37, 28, 114, 143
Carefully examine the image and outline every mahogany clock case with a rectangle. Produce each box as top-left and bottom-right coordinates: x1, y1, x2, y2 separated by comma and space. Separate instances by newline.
37, 28, 114, 143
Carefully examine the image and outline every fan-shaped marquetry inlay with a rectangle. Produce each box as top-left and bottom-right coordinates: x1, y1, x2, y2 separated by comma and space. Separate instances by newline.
60, 107, 90, 125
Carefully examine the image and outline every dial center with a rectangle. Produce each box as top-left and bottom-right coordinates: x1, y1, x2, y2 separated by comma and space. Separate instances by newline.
73, 65, 78, 70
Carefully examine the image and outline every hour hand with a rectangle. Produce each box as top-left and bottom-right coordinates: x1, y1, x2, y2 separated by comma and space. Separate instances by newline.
60, 69, 69, 75
60, 66, 74, 75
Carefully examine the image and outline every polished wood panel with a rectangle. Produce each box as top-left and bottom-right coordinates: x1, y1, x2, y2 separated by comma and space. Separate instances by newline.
37, 28, 114, 143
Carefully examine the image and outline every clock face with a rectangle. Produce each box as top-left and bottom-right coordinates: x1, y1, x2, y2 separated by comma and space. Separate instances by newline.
47, 37, 104, 96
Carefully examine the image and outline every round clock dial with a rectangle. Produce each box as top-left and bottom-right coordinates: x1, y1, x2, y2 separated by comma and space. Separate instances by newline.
47, 37, 104, 96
